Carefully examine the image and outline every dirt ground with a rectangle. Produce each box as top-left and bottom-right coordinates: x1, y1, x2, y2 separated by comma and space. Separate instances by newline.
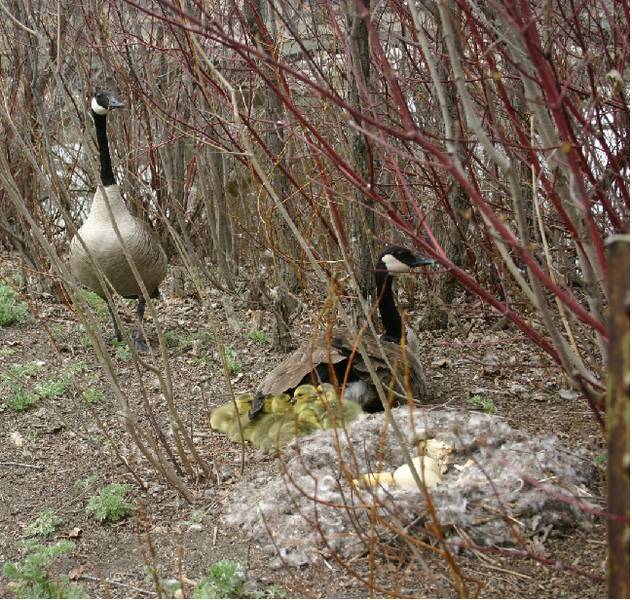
0, 266, 607, 599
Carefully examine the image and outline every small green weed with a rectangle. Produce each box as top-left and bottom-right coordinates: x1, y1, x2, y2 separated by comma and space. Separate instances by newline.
223, 347, 241, 374
0, 347, 16, 358
3, 385, 38, 411
247, 330, 269, 344
596, 452, 607, 465
48, 323, 66, 343
74, 323, 94, 348
165, 329, 214, 351
80, 289, 109, 323
86, 483, 134, 523
1, 362, 42, 382
189, 510, 206, 525
192, 355, 214, 367
3, 540, 86, 598
1, 363, 42, 411
468, 394, 496, 414
0, 282, 29, 327
35, 376, 70, 400
65, 361, 89, 374
82, 387, 104, 404
192, 560, 246, 599
74, 475, 98, 491
24, 510, 63, 539
113, 341, 131, 362
253, 584, 288, 599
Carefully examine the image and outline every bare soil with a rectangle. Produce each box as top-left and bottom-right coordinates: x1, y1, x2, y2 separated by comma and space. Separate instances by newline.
0, 271, 607, 598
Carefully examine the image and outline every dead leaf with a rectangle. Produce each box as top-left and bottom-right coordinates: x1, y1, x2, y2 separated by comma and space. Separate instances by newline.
10, 431, 25, 447
559, 388, 579, 401
67, 527, 83, 539
482, 353, 500, 375
68, 565, 84, 580
431, 357, 451, 368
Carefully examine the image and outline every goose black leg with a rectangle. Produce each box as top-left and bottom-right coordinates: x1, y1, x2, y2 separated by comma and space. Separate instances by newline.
133, 299, 149, 352
107, 303, 122, 342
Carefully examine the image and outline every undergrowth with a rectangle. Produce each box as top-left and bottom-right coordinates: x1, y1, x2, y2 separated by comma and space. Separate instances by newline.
24, 510, 63, 539
0, 362, 80, 412
0, 281, 29, 327
85, 483, 134, 523
3, 540, 87, 598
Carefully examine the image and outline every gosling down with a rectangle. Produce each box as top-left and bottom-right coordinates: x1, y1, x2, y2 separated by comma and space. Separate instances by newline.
209, 384, 363, 453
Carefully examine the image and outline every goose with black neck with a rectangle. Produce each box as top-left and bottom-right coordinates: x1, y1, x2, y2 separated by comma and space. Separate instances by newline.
69, 90, 167, 352
254, 245, 434, 413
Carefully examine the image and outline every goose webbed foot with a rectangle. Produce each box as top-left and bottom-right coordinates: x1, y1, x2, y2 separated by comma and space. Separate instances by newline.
133, 332, 149, 353
133, 299, 149, 352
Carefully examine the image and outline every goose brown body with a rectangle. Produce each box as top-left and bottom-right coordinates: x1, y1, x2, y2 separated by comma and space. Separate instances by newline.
256, 246, 434, 412
69, 185, 167, 299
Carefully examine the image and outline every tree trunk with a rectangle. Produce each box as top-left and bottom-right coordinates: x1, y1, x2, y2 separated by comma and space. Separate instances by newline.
243, 0, 297, 350
347, 0, 377, 304
606, 234, 630, 600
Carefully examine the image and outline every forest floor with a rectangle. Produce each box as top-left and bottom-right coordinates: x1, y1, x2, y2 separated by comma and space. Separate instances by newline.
0, 263, 607, 599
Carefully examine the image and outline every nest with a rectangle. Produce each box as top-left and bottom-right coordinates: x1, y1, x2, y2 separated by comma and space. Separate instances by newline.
222, 407, 598, 567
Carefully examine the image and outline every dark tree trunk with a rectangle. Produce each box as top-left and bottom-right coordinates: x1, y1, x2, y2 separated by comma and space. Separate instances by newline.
347, 0, 377, 305
606, 234, 630, 600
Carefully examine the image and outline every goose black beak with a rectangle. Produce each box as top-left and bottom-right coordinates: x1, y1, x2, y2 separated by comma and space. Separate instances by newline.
411, 256, 435, 268
108, 97, 125, 110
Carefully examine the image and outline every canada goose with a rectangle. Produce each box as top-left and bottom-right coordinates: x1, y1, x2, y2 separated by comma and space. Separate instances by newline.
69, 90, 167, 352
256, 246, 434, 412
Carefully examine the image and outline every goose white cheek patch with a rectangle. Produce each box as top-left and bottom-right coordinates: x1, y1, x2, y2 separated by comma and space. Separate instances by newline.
91, 97, 108, 115
381, 253, 411, 273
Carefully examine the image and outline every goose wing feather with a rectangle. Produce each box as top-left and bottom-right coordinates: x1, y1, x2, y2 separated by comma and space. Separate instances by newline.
69, 187, 167, 299
257, 338, 347, 396
331, 328, 429, 400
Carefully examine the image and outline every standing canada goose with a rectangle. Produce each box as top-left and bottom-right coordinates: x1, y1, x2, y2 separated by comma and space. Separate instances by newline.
255, 246, 434, 412
69, 90, 167, 351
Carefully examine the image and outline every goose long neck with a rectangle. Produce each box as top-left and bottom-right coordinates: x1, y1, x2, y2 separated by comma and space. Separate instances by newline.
92, 110, 116, 186
376, 271, 402, 342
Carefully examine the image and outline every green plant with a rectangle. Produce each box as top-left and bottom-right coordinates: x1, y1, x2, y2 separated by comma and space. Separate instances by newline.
74, 324, 93, 348
0, 347, 16, 358
467, 394, 496, 415
80, 289, 110, 323
3, 540, 86, 598
189, 510, 206, 525
164, 330, 180, 348
247, 330, 269, 344
223, 347, 241, 374
113, 341, 131, 362
86, 483, 134, 523
65, 361, 89, 374
48, 324, 66, 343
192, 560, 246, 599
35, 377, 70, 400
0, 282, 29, 327
253, 585, 288, 599
165, 329, 214, 351
192, 355, 214, 367
3, 385, 38, 411
82, 387, 104, 404
74, 475, 98, 491
24, 510, 63, 539
1, 362, 42, 381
